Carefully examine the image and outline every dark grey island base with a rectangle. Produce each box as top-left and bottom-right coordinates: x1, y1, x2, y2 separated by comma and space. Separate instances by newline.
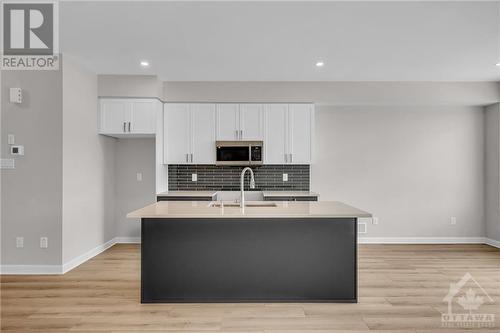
141, 217, 357, 303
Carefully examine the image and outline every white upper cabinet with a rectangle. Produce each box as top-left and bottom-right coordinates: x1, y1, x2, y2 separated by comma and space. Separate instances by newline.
240, 104, 264, 140
216, 104, 240, 140
99, 98, 157, 137
288, 104, 313, 164
164, 103, 216, 164
99, 99, 129, 134
264, 104, 288, 164
264, 104, 314, 165
164, 103, 191, 164
191, 104, 216, 164
129, 100, 157, 134
216, 104, 264, 141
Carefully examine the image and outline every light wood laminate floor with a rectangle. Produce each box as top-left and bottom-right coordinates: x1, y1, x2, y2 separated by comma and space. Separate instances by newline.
1, 244, 499, 332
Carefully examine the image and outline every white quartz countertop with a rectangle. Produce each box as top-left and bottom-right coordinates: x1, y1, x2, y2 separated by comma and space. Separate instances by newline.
127, 201, 371, 219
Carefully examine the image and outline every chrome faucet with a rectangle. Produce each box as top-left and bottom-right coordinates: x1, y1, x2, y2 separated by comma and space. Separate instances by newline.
240, 167, 255, 208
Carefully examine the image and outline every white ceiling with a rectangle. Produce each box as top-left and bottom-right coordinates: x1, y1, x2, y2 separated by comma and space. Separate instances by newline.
60, 1, 500, 81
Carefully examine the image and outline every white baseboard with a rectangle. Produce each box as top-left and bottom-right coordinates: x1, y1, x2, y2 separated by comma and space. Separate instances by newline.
0, 265, 62, 275
114, 236, 141, 244
358, 237, 486, 244
1, 236, 498, 275
62, 238, 116, 274
485, 238, 500, 249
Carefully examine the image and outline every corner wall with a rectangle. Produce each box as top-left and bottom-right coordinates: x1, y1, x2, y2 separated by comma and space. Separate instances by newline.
485, 103, 500, 245
1, 69, 63, 266
62, 56, 116, 267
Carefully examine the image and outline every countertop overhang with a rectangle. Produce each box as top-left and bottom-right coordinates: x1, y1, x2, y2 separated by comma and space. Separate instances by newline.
127, 201, 371, 219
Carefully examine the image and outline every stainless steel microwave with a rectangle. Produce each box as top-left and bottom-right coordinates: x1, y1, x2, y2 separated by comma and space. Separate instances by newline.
216, 141, 263, 166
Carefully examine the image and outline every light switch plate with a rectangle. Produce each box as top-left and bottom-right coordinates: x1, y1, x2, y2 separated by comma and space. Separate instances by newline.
16, 237, 24, 248
283, 173, 288, 182
192, 174, 197, 182
9, 88, 22, 104
8, 134, 15, 145
136, 173, 143, 181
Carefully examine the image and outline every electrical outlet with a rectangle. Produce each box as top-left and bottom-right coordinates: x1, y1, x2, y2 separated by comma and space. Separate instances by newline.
16, 237, 24, 248
40, 237, 48, 249
192, 173, 197, 182
8, 134, 15, 145
283, 173, 288, 182
372, 217, 379, 225
136, 173, 142, 181
450, 217, 457, 225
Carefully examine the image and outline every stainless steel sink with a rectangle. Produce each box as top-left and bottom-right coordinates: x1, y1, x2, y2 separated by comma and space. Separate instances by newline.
208, 201, 277, 208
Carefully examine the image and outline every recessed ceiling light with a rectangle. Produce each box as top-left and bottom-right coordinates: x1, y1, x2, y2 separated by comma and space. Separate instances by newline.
316, 61, 324, 67
140, 60, 150, 67
496, 63, 500, 67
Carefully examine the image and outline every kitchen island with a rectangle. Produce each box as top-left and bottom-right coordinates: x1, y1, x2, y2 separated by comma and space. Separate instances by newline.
127, 201, 371, 303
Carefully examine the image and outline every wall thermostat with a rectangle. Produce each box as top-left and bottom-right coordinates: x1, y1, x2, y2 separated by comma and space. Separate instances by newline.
9, 88, 22, 104
11, 145, 24, 156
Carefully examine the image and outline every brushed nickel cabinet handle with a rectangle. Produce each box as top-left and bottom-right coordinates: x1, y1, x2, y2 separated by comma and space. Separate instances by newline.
186, 154, 189, 163
235, 130, 239, 139
123, 122, 126, 132
240, 130, 243, 138
190, 153, 193, 163
285, 153, 288, 163
290, 154, 293, 163
128, 122, 131, 132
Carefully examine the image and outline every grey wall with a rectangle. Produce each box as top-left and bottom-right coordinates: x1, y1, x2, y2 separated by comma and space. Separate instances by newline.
114, 139, 155, 238
163, 82, 500, 106
62, 56, 116, 264
311, 106, 485, 238
485, 103, 500, 242
1, 70, 63, 265
98, 75, 163, 99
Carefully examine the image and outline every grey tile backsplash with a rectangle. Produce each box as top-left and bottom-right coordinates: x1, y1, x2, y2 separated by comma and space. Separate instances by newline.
168, 165, 310, 191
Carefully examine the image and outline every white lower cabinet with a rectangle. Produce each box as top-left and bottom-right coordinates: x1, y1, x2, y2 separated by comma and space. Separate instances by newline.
99, 98, 157, 137
164, 103, 216, 164
264, 104, 314, 164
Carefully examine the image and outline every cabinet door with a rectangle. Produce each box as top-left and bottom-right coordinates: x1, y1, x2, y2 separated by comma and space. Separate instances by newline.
264, 104, 288, 164
240, 104, 264, 140
129, 99, 156, 134
191, 104, 216, 164
216, 104, 239, 140
288, 104, 313, 164
165, 104, 191, 164
99, 99, 128, 134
